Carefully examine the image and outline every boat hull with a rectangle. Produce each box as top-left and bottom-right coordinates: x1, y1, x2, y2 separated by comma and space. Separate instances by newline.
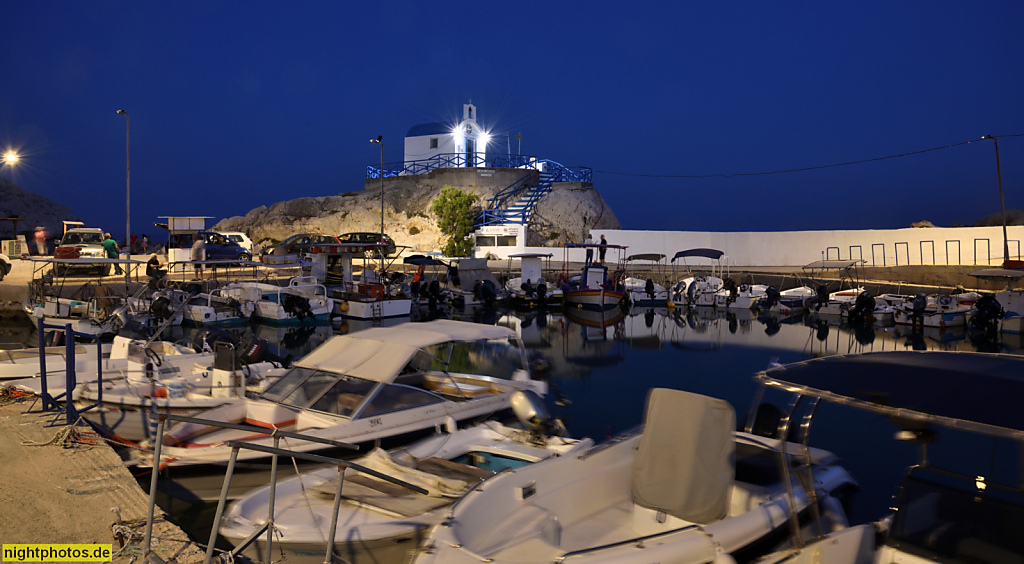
564, 289, 625, 311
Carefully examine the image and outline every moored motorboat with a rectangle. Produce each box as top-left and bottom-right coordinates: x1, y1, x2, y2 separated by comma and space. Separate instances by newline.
133, 320, 549, 472
218, 410, 594, 564
670, 249, 727, 307
751, 350, 1024, 564
413, 387, 856, 564
505, 252, 562, 309
238, 276, 333, 324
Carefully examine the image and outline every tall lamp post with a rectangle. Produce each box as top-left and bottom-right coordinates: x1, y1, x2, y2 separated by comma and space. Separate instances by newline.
370, 136, 384, 270
981, 135, 1009, 263
117, 109, 131, 282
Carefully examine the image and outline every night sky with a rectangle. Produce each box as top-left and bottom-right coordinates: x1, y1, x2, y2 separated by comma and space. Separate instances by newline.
2, 2, 1023, 241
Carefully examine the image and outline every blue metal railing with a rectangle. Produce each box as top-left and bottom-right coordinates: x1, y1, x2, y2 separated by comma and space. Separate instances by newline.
366, 153, 557, 179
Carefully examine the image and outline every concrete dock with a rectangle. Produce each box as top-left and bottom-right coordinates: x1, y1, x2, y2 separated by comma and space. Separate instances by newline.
0, 397, 205, 563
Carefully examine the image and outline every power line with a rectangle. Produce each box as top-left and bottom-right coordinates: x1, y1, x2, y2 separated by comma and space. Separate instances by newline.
593, 134, 1024, 179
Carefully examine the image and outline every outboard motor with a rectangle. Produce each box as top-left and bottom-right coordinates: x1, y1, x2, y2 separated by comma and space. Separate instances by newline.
149, 296, 173, 321
282, 294, 314, 321
645, 278, 656, 301
536, 281, 547, 302
762, 286, 781, 309
815, 284, 829, 311
510, 389, 565, 439
521, 279, 536, 299
848, 291, 876, 325
911, 293, 929, 324
237, 335, 294, 367
969, 293, 1004, 332
475, 279, 497, 306
409, 280, 421, 299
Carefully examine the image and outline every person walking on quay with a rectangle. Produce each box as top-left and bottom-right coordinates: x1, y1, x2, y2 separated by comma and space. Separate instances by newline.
585, 233, 594, 266
191, 234, 206, 280
101, 233, 123, 275
599, 234, 608, 266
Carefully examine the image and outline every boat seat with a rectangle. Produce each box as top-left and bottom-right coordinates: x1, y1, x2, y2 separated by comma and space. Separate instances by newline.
631, 388, 735, 525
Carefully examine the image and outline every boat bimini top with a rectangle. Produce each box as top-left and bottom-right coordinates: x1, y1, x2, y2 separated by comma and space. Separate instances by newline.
294, 319, 519, 385
755, 350, 1024, 441
671, 248, 724, 262
800, 259, 866, 271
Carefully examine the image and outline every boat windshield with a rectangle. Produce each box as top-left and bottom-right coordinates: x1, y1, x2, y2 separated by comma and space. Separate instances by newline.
260, 367, 375, 416
888, 468, 1024, 561
409, 339, 525, 380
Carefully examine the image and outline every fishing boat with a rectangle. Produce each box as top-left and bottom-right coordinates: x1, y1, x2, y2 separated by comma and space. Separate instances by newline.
414, 387, 856, 564
134, 320, 549, 471
562, 243, 628, 311
316, 242, 413, 321
751, 350, 1024, 564
218, 402, 594, 564
505, 253, 562, 309
237, 276, 333, 324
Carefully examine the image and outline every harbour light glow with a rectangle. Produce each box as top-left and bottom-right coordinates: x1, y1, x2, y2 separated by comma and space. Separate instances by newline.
2, 151, 18, 166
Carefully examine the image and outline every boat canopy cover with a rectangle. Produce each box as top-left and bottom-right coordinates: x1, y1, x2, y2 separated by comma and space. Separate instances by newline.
756, 351, 1024, 439
507, 253, 553, 259
453, 258, 489, 270
631, 388, 734, 523
672, 248, 724, 261
969, 268, 1024, 280
296, 320, 517, 384
403, 255, 448, 267
802, 259, 865, 270
626, 253, 666, 262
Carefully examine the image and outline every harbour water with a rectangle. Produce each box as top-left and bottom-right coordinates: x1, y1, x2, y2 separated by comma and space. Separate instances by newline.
11, 304, 1022, 549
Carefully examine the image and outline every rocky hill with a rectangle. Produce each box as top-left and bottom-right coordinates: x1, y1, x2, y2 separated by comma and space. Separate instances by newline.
213, 171, 621, 254
0, 177, 81, 240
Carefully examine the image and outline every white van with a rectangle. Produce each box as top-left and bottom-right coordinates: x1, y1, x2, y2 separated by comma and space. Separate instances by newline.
218, 231, 255, 254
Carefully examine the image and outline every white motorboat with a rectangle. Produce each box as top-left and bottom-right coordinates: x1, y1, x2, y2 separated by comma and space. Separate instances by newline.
751, 351, 1024, 564
891, 293, 971, 328
505, 253, 562, 308
219, 411, 594, 564
237, 276, 333, 324
623, 253, 669, 307
414, 387, 856, 564
969, 265, 1024, 335
135, 320, 549, 470
714, 282, 768, 310
670, 248, 727, 307
758, 286, 814, 318
448, 258, 510, 307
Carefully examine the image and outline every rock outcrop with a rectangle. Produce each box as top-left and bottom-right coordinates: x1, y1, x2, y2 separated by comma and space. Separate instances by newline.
0, 178, 81, 240
214, 170, 620, 254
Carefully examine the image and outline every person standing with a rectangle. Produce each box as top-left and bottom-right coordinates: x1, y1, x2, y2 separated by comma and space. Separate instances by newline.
584, 234, 594, 266
599, 234, 608, 266
141, 234, 149, 254
100, 233, 123, 275
34, 226, 49, 256
190, 234, 206, 280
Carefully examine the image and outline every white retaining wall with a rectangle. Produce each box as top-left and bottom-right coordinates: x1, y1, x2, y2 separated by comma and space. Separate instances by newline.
478, 225, 1024, 267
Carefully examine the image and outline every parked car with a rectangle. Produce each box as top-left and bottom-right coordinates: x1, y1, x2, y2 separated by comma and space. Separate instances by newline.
197, 231, 252, 262
337, 232, 397, 258
218, 231, 255, 254
260, 233, 340, 257
0, 253, 10, 282
55, 227, 109, 275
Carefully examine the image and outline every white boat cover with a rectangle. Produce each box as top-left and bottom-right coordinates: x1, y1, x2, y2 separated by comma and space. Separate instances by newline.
631, 388, 735, 524
295, 321, 517, 384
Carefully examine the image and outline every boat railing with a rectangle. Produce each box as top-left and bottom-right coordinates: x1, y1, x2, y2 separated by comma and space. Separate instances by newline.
30, 318, 105, 425
142, 413, 421, 564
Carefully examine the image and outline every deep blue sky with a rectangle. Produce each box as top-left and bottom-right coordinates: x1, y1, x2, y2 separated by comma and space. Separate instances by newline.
2, 2, 1023, 241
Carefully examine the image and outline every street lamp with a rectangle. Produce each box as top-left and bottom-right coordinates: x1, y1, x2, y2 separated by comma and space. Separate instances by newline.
117, 109, 131, 282
370, 136, 384, 269
981, 135, 1009, 263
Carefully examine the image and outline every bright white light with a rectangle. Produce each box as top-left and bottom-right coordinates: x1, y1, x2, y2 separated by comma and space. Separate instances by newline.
2, 152, 18, 166
479, 130, 491, 147
451, 125, 464, 148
